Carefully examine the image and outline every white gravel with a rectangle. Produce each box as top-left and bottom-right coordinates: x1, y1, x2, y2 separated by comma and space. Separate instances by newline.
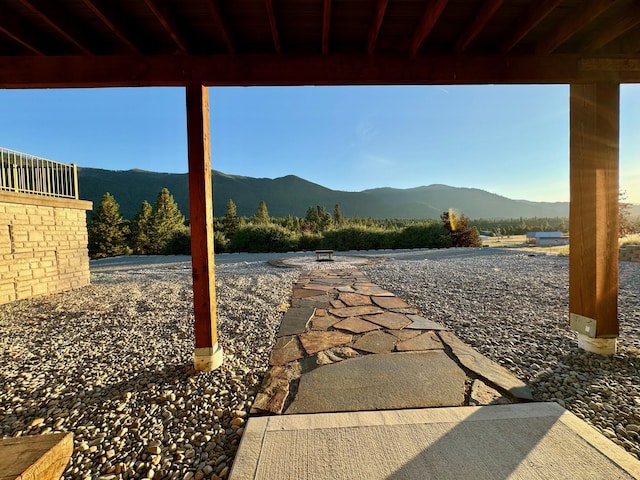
1, 248, 639, 479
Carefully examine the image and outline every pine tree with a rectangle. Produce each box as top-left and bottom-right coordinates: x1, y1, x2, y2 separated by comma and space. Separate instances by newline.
148, 188, 186, 254
222, 198, 240, 236
87, 193, 129, 259
333, 204, 343, 225
254, 200, 270, 225
440, 210, 482, 247
130, 200, 153, 254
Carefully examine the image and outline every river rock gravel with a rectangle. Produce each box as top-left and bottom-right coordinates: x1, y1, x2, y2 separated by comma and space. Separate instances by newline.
361, 248, 640, 460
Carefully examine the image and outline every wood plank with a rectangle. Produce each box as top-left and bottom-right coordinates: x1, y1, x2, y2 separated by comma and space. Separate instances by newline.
205, 0, 235, 54
265, 0, 281, 54
0, 4, 46, 55
186, 84, 218, 351
142, 0, 187, 53
569, 83, 620, 337
454, 0, 506, 53
500, 0, 562, 53
0, 432, 73, 480
367, 0, 389, 55
536, 0, 616, 54
2, 54, 640, 88
411, 0, 449, 54
79, 0, 140, 54
582, 4, 640, 52
322, 0, 331, 54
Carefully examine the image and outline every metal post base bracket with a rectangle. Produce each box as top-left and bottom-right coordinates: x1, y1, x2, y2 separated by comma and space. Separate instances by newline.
194, 343, 224, 372
577, 333, 617, 356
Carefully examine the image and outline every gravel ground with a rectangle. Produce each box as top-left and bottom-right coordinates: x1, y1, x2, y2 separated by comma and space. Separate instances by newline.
1, 249, 639, 479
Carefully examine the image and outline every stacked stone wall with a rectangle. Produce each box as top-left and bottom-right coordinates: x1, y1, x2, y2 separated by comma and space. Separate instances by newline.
0, 192, 92, 304
620, 245, 640, 263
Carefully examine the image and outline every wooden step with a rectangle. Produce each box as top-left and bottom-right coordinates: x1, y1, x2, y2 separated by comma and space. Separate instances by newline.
0, 433, 73, 480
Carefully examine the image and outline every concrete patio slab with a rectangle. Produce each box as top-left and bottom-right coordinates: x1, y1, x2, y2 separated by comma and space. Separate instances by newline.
285, 351, 465, 414
231, 403, 640, 480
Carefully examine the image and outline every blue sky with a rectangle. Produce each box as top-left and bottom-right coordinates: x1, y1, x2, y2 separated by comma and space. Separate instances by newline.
1, 84, 639, 203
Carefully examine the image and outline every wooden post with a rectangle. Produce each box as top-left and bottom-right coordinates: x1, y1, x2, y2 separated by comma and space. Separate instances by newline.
569, 83, 619, 355
186, 84, 223, 371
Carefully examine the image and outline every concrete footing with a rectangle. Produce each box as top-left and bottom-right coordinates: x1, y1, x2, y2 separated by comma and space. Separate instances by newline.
194, 343, 224, 371
577, 334, 617, 355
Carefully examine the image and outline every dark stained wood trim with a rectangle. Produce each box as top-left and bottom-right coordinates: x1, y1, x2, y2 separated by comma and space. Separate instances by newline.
454, 0, 505, 53
186, 84, 219, 351
500, 0, 562, 54
569, 82, 619, 338
411, 0, 449, 55
0, 4, 45, 55
536, 0, 616, 54
2, 54, 640, 88
582, 4, 640, 52
142, 0, 187, 53
80, 0, 140, 54
265, 0, 281, 54
367, 0, 389, 55
17, 0, 93, 55
205, 0, 235, 54
322, 0, 331, 55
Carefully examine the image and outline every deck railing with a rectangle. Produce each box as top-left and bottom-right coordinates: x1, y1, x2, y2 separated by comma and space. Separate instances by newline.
0, 147, 78, 200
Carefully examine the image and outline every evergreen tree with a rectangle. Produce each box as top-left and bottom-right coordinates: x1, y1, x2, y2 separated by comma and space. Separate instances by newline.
333, 204, 343, 225
87, 193, 129, 259
254, 200, 270, 225
148, 188, 186, 254
440, 210, 482, 247
129, 200, 153, 254
222, 198, 240, 237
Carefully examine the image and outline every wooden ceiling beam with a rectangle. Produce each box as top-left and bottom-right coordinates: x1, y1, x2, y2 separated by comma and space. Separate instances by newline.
17, 0, 93, 55
142, 0, 187, 53
80, 0, 140, 54
204, 0, 235, 54
0, 5, 45, 55
367, 0, 389, 55
322, 0, 331, 55
265, 0, 281, 54
411, 0, 449, 55
582, 2, 640, 52
454, 0, 505, 53
500, 0, 562, 54
536, 0, 616, 54
1, 54, 640, 88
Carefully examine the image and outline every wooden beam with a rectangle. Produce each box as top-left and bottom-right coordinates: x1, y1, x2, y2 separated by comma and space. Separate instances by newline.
0, 4, 45, 55
2, 54, 640, 88
322, 0, 331, 55
142, 0, 187, 53
265, 0, 281, 54
204, 0, 235, 54
411, 0, 449, 54
569, 82, 620, 352
454, 0, 505, 53
80, 0, 140, 54
17, 0, 92, 55
536, 0, 616, 54
582, 3, 640, 52
186, 84, 223, 372
500, 0, 561, 54
367, 0, 389, 55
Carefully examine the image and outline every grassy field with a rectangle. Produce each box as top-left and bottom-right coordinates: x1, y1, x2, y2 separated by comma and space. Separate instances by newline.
483, 233, 640, 256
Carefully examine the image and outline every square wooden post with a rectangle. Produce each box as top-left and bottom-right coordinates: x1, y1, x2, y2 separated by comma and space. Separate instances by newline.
186, 84, 223, 371
569, 83, 620, 355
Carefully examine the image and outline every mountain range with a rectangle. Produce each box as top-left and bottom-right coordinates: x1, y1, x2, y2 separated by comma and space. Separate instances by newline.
78, 167, 637, 220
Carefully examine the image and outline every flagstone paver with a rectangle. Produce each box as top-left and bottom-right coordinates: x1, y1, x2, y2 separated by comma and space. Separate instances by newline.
396, 331, 443, 351
333, 317, 381, 334
352, 330, 398, 354
330, 299, 346, 308
470, 379, 513, 406
329, 305, 384, 318
292, 288, 327, 298
406, 314, 448, 330
252, 366, 291, 414
311, 315, 341, 331
270, 336, 305, 366
277, 307, 315, 337
371, 296, 411, 309
299, 331, 353, 355
353, 286, 395, 296
387, 329, 423, 341
337, 292, 372, 306
292, 295, 333, 309
362, 311, 412, 330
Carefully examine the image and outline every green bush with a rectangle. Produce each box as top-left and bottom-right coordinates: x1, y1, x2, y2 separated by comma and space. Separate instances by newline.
321, 226, 395, 251
395, 223, 452, 249
161, 226, 191, 255
229, 224, 296, 253
214, 231, 229, 253
297, 233, 322, 251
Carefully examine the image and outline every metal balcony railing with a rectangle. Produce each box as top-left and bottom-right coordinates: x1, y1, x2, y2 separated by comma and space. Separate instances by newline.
0, 147, 78, 200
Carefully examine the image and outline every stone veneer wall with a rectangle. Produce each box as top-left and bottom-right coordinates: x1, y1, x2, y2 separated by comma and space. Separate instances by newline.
0, 192, 92, 304
620, 245, 640, 263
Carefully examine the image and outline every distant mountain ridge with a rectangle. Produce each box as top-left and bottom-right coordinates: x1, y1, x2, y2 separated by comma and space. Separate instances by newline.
78, 167, 581, 220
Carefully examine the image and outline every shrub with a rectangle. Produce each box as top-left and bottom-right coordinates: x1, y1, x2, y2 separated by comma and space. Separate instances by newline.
229, 224, 296, 253
441, 210, 482, 247
320, 226, 395, 251
297, 233, 322, 251
214, 231, 229, 253
395, 223, 452, 249
161, 225, 191, 255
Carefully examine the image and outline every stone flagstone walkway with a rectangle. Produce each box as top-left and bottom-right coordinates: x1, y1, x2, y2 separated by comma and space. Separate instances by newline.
251, 268, 533, 416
